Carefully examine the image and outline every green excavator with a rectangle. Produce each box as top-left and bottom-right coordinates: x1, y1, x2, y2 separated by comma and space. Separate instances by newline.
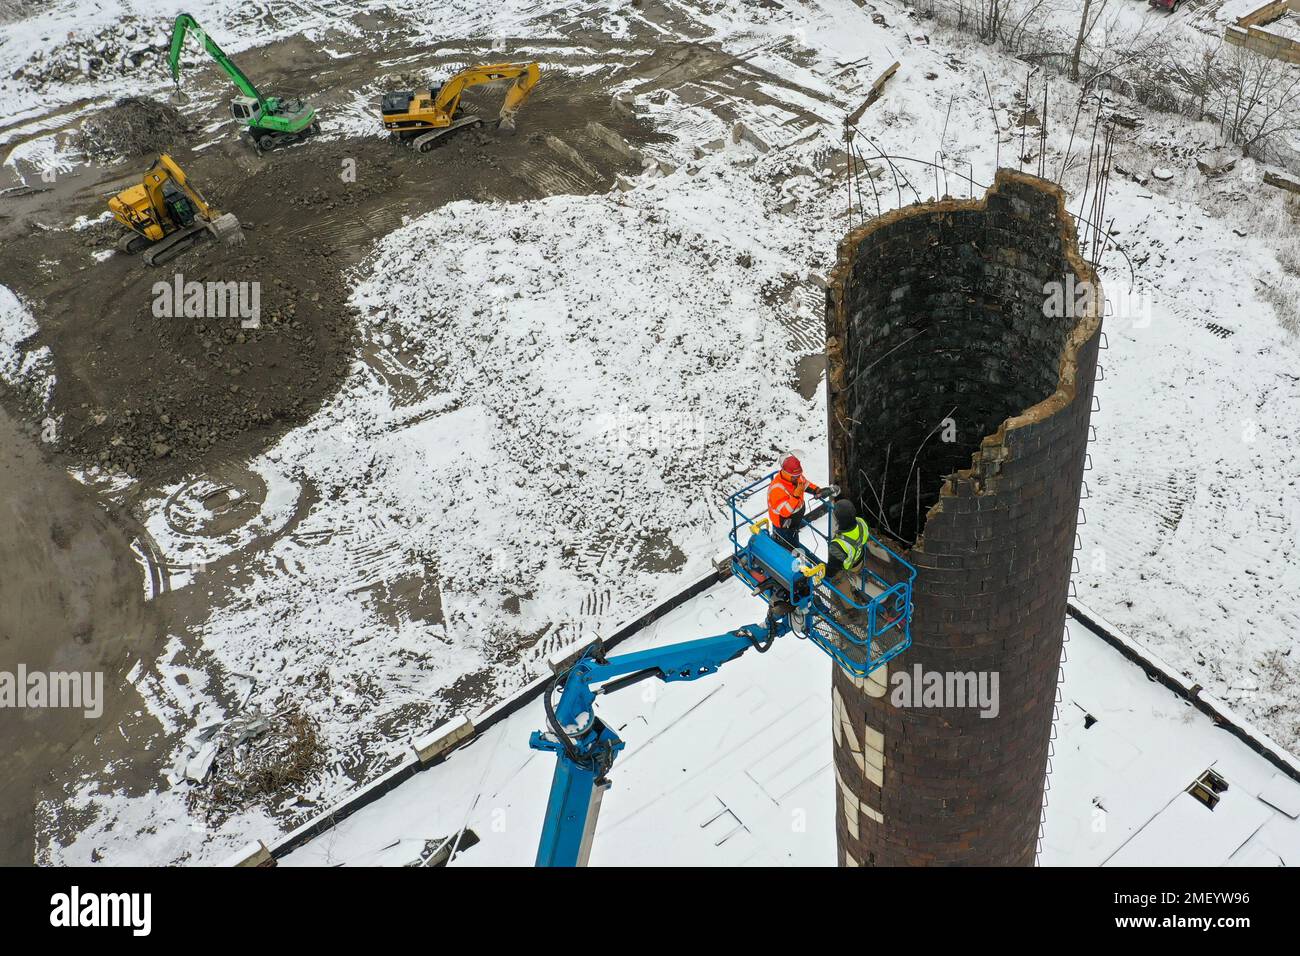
167, 13, 320, 152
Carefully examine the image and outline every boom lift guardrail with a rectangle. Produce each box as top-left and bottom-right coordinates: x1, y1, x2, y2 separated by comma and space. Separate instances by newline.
529, 472, 916, 866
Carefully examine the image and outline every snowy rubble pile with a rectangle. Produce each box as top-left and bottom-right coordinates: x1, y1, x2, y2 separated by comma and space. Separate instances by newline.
341, 145, 833, 655
75, 95, 192, 161
11, 20, 171, 91
179, 706, 325, 824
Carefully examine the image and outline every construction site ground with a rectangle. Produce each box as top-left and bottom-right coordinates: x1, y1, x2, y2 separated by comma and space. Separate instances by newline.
0, 3, 832, 864
0, 13, 672, 865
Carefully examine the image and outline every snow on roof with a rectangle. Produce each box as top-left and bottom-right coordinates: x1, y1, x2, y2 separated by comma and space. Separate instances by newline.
277, 577, 1300, 867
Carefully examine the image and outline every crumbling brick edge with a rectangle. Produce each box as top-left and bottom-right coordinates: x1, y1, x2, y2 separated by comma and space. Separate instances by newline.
824, 167, 1104, 547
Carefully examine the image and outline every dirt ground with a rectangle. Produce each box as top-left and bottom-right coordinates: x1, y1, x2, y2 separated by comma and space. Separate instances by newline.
0, 405, 161, 865
0, 31, 657, 482
0, 20, 665, 862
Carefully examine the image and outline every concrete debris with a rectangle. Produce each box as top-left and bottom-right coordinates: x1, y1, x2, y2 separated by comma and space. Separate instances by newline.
184, 742, 220, 783
177, 711, 273, 783
610, 92, 637, 119
13, 20, 169, 91
1196, 157, 1237, 178
544, 133, 602, 179
730, 121, 770, 153
586, 120, 641, 163
844, 61, 899, 127
1264, 171, 1300, 194
179, 707, 323, 823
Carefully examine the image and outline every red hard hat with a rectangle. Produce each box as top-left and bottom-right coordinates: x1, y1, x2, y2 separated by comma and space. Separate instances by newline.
781, 455, 803, 476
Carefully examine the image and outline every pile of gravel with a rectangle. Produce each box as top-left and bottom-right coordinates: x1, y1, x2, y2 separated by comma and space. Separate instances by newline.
76, 96, 192, 162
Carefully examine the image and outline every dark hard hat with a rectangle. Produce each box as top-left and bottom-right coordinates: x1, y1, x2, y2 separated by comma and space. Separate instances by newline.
833, 498, 856, 527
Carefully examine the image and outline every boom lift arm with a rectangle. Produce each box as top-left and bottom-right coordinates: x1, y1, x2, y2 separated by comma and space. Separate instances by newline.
530, 624, 782, 867
528, 473, 917, 867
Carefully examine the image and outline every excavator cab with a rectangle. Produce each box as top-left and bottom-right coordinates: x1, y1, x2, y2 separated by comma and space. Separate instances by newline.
230, 96, 261, 122
380, 91, 415, 115
727, 473, 915, 678
161, 182, 197, 228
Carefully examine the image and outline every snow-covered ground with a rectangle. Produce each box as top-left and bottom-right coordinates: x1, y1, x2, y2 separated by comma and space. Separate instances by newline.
3, 0, 1299, 863
0, 286, 54, 412
276, 577, 1300, 868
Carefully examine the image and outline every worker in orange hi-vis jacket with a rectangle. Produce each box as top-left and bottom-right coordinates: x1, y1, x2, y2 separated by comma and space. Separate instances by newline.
766, 455, 836, 553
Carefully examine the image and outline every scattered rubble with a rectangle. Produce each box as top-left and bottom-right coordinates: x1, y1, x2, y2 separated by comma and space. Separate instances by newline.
182, 707, 324, 822
1265, 171, 1300, 194
1197, 156, 1237, 179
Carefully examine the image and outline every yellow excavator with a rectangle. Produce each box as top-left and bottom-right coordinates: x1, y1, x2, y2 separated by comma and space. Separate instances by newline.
380, 62, 541, 152
108, 154, 243, 266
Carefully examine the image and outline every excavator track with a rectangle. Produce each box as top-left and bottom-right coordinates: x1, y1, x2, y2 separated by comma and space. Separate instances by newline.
409, 115, 485, 152
117, 232, 151, 255
246, 119, 322, 154
141, 223, 211, 267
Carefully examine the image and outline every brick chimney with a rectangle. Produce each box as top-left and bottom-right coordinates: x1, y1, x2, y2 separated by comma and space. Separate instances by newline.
824, 170, 1102, 866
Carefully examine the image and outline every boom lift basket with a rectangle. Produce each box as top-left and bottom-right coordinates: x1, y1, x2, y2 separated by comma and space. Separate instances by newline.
727, 472, 915, 678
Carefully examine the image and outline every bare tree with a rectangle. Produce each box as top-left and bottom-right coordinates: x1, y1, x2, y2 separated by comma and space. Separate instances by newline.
1070, 0, 1110, 81
1000, 0, 1062, 55
1219, 44, 1300, 160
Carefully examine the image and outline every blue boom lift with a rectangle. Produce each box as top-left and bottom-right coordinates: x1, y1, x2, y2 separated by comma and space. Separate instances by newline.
529, 472, 917, 866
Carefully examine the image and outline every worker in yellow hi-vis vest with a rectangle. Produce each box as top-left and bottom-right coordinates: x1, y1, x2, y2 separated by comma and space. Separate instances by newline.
828, 498, 870, 579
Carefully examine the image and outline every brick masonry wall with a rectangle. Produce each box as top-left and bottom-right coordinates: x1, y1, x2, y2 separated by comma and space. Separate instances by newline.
824, 170, 1102, 866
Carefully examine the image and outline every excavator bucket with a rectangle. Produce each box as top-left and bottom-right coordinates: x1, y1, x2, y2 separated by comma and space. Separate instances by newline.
497, 63, 540, 135
206, 212, 244, 246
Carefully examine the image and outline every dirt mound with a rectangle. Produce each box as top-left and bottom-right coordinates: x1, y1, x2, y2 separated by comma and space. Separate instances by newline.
4, 140, 381, 479
76, 96, 193, 162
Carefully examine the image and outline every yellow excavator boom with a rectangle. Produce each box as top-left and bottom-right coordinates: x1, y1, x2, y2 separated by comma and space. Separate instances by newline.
432, 62, 540, 125
497, 62, 540, 130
